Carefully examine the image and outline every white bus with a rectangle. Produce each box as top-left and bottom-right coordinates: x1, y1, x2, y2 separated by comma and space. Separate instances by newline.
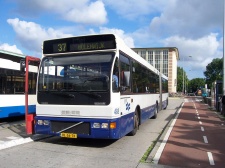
0, 50, 37, 118
35, 34, 168, 139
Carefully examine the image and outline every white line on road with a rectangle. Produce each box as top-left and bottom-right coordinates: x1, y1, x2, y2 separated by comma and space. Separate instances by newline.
203, 136, 208, 143
201, 126, 204, 131
207, 152, 215, 165
152, 103, 183, 164
198, 117, 201, 119
0, 137, 33, 150
199, 121, 202, 125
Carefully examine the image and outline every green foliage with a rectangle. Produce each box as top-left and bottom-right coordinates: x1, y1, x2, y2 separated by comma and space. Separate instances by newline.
188, 78, 206, 93
177, 67, 188, 92
204, 58, 223, 89
177, 57, 223, 93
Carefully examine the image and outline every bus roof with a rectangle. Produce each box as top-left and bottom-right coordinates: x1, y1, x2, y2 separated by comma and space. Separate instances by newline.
0, 49, 25, 63
43, 34, 160, 75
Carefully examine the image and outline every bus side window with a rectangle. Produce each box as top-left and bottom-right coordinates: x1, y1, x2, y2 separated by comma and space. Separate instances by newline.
119, 53, 131, 92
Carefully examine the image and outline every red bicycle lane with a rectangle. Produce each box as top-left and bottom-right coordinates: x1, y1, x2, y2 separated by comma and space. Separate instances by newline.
156, 97, 225, 168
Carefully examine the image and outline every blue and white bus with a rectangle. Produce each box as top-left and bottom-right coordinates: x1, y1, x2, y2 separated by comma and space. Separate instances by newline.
35, 34, 168, 139
0, 50, 37, 118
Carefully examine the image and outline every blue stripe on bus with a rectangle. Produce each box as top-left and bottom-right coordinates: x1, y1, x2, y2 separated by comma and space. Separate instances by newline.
35, 112, 135, 139
34, 103, 159, 139
0, 105, 36, 118
141, 104, 156, 123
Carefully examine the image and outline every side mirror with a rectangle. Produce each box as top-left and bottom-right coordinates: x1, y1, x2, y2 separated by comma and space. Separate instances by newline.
123, 71, 130, 87
20, 59, 26, 72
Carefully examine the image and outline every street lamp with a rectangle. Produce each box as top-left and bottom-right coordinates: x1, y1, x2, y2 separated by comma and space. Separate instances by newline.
182, 56, 192, 94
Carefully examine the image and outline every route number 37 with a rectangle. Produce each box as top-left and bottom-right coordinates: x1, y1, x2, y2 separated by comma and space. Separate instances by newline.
57, 43, 67, 52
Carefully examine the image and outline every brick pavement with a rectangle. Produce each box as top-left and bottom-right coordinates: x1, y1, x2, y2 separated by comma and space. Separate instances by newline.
156, 98, 225, 168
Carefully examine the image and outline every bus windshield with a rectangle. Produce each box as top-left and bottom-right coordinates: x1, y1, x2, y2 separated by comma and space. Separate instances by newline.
38, 53, 113, 93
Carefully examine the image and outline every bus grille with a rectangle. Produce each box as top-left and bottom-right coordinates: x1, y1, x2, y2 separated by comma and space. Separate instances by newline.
51, 121, 90, 135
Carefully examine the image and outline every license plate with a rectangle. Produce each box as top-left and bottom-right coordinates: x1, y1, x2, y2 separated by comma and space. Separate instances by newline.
60, 133, 77, 138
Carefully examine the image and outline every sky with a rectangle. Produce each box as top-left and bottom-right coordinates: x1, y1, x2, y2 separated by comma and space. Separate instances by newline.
0, 0, 224, 79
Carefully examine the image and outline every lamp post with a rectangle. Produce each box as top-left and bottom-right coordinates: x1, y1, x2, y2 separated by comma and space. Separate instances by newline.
182, 56, 192, 94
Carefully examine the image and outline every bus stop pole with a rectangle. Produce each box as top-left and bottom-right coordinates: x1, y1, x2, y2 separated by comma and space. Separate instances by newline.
25, 56, 31, 134
25, 56, 40, 134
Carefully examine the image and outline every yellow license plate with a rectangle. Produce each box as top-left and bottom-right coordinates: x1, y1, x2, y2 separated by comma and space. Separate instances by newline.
60, 133, 77, 138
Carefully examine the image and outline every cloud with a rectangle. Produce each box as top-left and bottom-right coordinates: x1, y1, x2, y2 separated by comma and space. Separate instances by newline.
0, 43, 23, 54
149, 0, 223, 38
7, 18, 135, 57
7, 18, 73, 57
12, 0, 107, 25
163, 33, 222, 78
104, 0, 169, 20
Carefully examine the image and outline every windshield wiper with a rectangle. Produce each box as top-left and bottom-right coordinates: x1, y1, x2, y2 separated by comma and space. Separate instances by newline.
53, 92, 75, 98
40, 90, 75, 98
80, 92, 101, 99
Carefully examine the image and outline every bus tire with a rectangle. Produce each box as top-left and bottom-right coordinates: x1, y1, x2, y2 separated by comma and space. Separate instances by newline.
164, 98, 168, 110
152, 104, 158, 119
129, 110, 139, 136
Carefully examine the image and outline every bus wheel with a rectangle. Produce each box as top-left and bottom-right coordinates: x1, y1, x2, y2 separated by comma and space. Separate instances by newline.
152, 104, 158, 119
129, 110, 139, 136
164, 98, 168, 110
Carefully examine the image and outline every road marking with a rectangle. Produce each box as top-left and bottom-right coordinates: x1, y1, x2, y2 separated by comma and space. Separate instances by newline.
196, 113, 199, 116
199, 121, 202, 125
203, 136, 208, 143
153, 104, 182, 164
207, 152, 215, 165
196, 110, 198, 113
201, 126, 204, 131
198, 117, 200, 119
0, 137, 33, 150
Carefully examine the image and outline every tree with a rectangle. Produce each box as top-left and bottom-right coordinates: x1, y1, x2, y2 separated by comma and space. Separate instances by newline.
177, 67, 188, 92
204, 58, 223, 89
188, 78, 205, 93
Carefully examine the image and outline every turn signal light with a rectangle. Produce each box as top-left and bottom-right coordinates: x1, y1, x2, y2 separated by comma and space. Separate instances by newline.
110, 122, 116, 129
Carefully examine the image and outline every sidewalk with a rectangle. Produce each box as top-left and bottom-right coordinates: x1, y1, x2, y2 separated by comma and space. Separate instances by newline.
139, 97, 225, 168
0, 122, 49, 150
0, 122, 33, 150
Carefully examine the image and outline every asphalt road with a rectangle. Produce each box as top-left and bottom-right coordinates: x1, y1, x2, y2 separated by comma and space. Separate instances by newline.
0, 97, 183, 168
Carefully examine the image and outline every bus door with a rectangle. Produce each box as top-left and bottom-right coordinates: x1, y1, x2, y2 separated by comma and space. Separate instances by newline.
119, 54, 133, 132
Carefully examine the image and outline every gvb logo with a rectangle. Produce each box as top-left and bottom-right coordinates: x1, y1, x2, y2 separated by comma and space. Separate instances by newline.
126, 102, 130, 111
114, 108, 119, 114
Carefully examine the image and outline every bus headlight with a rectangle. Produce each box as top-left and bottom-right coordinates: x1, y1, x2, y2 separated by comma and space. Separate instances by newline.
93, 123, 109, 129
93, 123, 100, 128
37, 120, 43, 125
101, 123, 108, 129
37, 120, 50, 125
43, 120, 50, 125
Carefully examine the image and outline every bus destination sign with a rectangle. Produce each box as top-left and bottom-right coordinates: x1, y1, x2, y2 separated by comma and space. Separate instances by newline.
43, 34, 116, 54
